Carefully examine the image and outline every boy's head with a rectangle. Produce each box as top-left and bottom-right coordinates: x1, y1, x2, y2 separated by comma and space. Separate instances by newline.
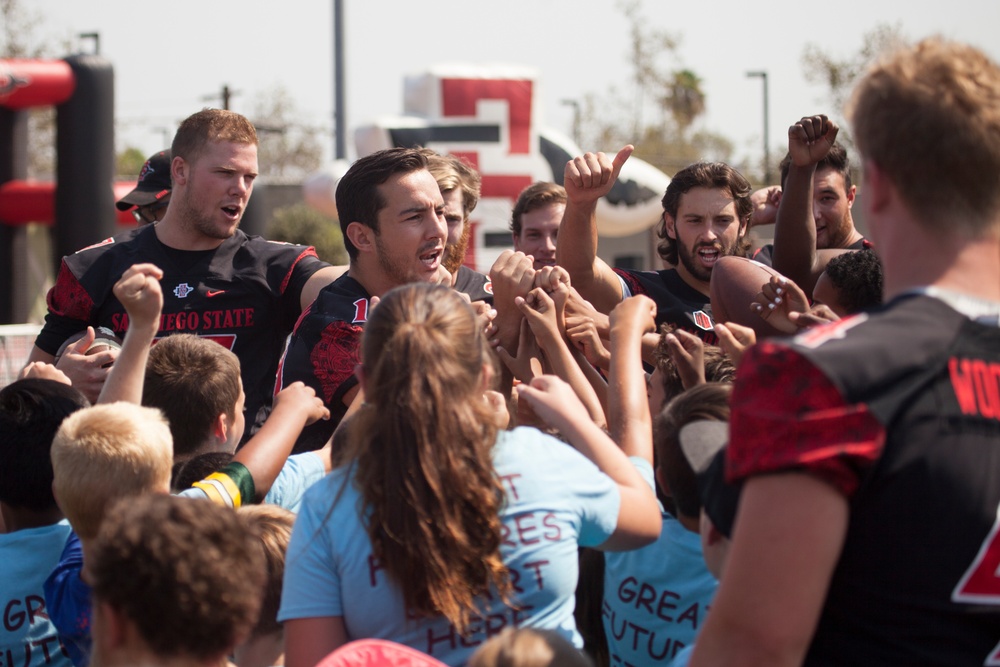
678, 419, 744, 579
812, 248, 883, 317
650, 331, 736, 412
51, 402, 173, 540
0, 379, 89, 514
143, 334, 244, 460
237, 504, 295, 640
88, 494, 266, 666
653, 383, 732, 523
469, 627, 594, 667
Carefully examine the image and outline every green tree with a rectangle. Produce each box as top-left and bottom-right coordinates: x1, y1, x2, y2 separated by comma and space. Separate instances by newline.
116, 146, 148, 177
266, 203, 347, 266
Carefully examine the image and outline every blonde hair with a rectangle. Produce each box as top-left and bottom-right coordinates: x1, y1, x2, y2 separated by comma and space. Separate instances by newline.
237, 504, 295, 637
346, 283, 510, 633
51, 402, 173, 540
848, 37, 1000, 236
469, 628, 594, 667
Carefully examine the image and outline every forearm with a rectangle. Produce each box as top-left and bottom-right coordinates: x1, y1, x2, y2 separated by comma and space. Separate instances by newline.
608, 328, 652, 463
232, 406, 309, 499
571, 346, 609, 422
556, 200, 622, 314
771, 164, 818, 290
537, 331, 606, 429
97, 321, 156, 404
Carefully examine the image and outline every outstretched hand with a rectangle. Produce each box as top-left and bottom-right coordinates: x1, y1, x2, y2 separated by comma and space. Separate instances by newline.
788, 115, 839, 168
564, 145, 633, 206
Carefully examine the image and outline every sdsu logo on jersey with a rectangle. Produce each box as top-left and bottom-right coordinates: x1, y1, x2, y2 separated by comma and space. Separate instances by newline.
173, 282, 194, 299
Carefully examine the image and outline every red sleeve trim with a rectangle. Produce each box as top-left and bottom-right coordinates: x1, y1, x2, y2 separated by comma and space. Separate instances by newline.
47, 261, 94, 322
726, 342, 885, 498
280, 247, 320, 295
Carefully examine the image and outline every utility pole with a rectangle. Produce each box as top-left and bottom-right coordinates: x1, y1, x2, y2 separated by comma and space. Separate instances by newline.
202, 85, 240, 111
333, 0, 346, 159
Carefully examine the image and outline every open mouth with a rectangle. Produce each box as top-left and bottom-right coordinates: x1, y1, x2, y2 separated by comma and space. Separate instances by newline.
419, 247, 443, 269
697, 247, 721, 267
221, 205, 241, 220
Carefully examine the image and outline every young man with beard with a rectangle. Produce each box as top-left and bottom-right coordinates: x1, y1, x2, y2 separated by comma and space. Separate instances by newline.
754, 118, 871, 293
26, 109, 340, 434
425, 151, 494, 303
275, 147, 449, 451
690, 39, 1000, 666
556, 146, 752, 344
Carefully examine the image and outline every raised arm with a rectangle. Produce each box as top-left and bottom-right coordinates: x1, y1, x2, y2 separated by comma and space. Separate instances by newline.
607, 296, 657, 463
98, 263, 164, 404
771, 115, 838, 292
232, 381, 330, 500
556, 146, 633, 315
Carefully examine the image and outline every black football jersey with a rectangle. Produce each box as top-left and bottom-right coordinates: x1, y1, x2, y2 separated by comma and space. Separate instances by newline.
275, 274, 371, 453
36, 225, 327, 437
729, 294, 1000, 665
613, 267, 717, 344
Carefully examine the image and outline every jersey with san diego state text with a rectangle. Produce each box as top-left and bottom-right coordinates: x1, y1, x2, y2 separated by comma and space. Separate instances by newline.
614, 268, 717, 344
275, 273, 371, 453
35, 225, 328, 437
727, 294, 1000, 666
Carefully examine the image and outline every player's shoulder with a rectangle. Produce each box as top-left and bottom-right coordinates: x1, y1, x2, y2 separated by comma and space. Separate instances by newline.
62, 226, 146, 273
782, 294, 965, 393
234, 231, 315, 259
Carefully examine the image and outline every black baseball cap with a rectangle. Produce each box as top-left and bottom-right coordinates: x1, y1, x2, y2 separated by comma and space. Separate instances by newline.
116, 150, 172, 211
678, 420, 743, 539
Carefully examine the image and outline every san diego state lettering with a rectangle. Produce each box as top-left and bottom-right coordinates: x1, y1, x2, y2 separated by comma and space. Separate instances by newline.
110, 308, 255, 335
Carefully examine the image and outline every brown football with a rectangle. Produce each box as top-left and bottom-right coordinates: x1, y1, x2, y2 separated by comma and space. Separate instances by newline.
710, 255, 786, 339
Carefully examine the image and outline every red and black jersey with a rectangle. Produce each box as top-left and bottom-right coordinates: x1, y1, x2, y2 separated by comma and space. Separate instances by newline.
728, 294, 1000, 665
613, 267, 717, 344
35, 225, 328, 438
275, 274, 371, 453
453, 265, 494, 306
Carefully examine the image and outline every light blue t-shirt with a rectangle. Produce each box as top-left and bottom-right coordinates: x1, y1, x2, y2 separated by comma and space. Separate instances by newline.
279, 427, 621, 667
262, 451, 326, 512
2, 520, 74, 667
602, 468, 717, 666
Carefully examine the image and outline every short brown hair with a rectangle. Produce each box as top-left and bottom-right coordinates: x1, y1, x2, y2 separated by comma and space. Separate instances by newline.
89, 494, 266, 662
425, 151, 481, 219
510, 182, 567, 237
654, 383, 732, 520
656, 163, 753, 265
779, 141, 853, 192
848, 37, 1000, 236
171, 108, 258, 165
51, 403, 173, 540
336, 148, 429, 261
143, 334, 241, 459
652, 328, 736, 402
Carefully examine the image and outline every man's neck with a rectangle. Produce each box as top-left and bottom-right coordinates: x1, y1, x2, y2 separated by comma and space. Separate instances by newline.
154, 215, 227, 252
674, 264, 711, 297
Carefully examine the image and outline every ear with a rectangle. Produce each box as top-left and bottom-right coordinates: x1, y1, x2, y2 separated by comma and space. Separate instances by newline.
861, 159, 891, 218
512, 232, 522, 252
479, 362, 494, 392
212, 413, 229, 448
663, 213, 677, 240
346, 222, 376, 255
171, 156, 188, 186
846, 183, 857, 209
94, 599, 127, 651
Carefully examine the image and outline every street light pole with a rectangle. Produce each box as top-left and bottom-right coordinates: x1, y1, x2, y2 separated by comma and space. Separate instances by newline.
333, 0, 346, 160
746, 71, 770, 184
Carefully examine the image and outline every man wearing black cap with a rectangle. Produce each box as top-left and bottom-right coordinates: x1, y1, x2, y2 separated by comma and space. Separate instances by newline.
116, 150, 172, 225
